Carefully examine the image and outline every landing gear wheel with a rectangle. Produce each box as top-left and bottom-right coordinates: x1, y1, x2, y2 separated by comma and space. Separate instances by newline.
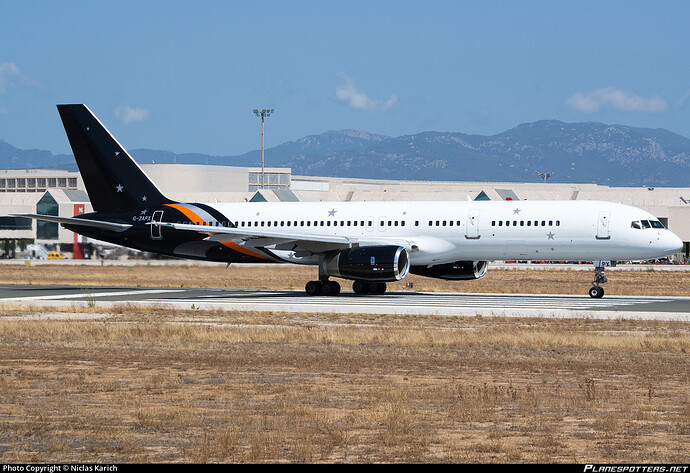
352, 280, 369, 294
305, 280, 322, 296
370, 282, 387, 294
321, 280, 341, 296
589, 286, 604, 299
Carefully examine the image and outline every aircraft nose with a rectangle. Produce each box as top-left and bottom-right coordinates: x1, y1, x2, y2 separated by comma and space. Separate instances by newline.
668, 232, 684, 253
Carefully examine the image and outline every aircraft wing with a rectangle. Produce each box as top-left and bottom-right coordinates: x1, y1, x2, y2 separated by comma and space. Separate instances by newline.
155, 221, 415, 256
12, 213, 133, 232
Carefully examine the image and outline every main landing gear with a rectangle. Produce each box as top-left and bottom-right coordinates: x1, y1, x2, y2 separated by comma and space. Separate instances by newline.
305, 279, 341, 296
304, 279, 387, 296
589, 260, 613, 298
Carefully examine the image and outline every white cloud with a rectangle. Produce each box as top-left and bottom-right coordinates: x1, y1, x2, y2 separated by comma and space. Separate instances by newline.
115, 105, 150, 124
335, 77, 397, 112
0, 62, 22, 94
0, 62, 43, 112
566, 87, 667, 114
675, 89, 690, 108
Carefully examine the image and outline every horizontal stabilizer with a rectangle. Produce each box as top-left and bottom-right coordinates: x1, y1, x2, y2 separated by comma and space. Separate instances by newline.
12, 214, 132, 232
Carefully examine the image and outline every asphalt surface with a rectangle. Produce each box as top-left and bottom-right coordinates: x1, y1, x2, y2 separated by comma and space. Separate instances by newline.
0, 285, 688, 321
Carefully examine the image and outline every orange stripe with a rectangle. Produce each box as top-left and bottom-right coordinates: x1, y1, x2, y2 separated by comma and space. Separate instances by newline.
220, 241, 273, 261
164, 203, 204, 225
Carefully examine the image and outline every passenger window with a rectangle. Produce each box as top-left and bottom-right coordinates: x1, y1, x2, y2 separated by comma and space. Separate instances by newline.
415, 221, 419, 226
548, 221, 553, 226
492, 221, 496, 226
556, 221, 560, 226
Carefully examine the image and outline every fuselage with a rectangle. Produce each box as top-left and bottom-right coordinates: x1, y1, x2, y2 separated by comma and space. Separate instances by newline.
69, 199, 683, 266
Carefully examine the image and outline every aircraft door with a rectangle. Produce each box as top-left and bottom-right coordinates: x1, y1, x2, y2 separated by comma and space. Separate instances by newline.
151, 210, 164, 240
465, 209, 480, 239
596, 211, 611, 240
377, 216, 386, 232
366, 216, 375, 232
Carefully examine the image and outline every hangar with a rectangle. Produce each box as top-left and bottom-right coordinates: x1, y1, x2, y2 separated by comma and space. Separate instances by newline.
0, 164, 688, 261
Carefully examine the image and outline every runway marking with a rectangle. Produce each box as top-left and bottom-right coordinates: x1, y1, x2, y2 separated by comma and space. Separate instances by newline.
0, 288, 185, 302
160, 292, 670, 309
149, 292, 677, 314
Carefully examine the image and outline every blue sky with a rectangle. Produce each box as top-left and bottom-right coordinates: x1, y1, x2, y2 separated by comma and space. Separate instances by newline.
1, 1, 689, 157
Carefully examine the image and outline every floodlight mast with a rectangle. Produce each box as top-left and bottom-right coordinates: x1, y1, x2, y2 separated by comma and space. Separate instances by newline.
538, 171, 552, 184
253, 108, 274, 189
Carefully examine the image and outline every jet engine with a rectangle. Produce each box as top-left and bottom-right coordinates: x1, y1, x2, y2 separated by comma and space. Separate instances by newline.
323, 245, 410, 282
410, 260, 488, 280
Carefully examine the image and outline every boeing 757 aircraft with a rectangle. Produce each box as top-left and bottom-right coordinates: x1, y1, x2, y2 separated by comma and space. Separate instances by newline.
15, 105, 683, 298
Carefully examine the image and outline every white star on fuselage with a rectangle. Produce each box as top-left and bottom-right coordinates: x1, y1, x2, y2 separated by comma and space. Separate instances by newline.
116, 184, 123, 192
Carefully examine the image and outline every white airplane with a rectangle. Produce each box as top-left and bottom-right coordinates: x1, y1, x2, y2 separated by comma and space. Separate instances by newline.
15, 105, 684, 298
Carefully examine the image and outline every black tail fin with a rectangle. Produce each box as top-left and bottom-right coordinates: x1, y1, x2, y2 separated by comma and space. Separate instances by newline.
57, 104, 173, 213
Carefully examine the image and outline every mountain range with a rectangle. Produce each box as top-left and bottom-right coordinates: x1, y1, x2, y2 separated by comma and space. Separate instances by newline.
2, 120, 690, 187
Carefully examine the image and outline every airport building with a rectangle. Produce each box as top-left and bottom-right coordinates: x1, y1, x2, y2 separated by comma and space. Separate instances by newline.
0, 164, 688, 260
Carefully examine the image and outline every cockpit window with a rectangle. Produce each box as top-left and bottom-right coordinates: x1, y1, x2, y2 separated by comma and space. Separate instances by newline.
631, 219, 665, 230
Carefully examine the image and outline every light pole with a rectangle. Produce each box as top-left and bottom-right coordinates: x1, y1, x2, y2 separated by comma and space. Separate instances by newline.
253, 108, 274, 189
538, 171, 552, 184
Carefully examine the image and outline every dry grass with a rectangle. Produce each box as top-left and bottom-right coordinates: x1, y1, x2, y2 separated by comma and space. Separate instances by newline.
0, 264, 688, 463
2, 262, 689, 296
0, 304, 687, 463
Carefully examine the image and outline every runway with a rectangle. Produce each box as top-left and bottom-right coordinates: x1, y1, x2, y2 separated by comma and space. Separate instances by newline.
0, 285, 688, 321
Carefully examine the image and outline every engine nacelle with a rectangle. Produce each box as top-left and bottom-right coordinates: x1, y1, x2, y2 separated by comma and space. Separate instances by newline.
324, 246, 410, 282
410, 260, 488, 280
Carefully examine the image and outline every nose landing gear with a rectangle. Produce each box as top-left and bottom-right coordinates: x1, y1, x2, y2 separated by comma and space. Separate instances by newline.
589, 260, 614, 298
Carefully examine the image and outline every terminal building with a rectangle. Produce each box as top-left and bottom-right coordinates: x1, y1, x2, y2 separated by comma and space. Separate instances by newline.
1, 164, 689, 261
